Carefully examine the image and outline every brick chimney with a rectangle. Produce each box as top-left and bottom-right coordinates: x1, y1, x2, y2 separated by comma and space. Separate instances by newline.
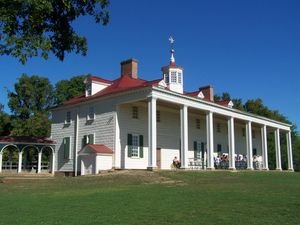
199, 85, 214, 102
120, 58, 138, 79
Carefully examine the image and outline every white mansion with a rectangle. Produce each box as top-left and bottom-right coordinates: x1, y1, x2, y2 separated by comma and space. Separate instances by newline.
51, 49, 294, 175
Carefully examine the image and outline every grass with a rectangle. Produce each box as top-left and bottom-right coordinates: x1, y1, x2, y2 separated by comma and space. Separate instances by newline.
0, 170, 300, 225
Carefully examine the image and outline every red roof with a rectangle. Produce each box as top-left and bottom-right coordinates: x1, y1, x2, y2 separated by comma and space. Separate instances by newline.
87, 76, 113, 84
184, 91, 214, 102
184, 91, 199, 97
0, 136, 56, 144
216, 100, 233, 106
86, 144, 113, 154
60, 75, 162, 107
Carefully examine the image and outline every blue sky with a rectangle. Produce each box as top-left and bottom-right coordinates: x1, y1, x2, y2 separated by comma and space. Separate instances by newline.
0, 0, 299, 131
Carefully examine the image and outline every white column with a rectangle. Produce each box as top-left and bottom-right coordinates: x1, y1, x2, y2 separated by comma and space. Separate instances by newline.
286, 131, 294, 171
18, 151, 23, 173
81, 160, 84, 176
228, 117, 236, 170
261, 125, 269, 170
275, 128, 282, 171
75, 111, 79, 176
51, 151, 55, 175
148, 97, 157, 170
37, 151, 42, 174
246, 121, 253, 170
180, 105, 189, 168
206, 111, 214, 170
0, 152, 2, 173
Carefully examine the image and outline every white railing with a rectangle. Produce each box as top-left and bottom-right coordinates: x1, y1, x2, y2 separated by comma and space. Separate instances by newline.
188, 158, 207, 170
1, 161, 50, 171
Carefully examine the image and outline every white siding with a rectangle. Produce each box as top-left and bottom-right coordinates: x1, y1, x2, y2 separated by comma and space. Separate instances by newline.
51, 108, 77, 172
80, 155, 95, 175
96, 155, 113, 171
157, 106, 181, 169
51, 98, 116, 172
118, 103, 149, 169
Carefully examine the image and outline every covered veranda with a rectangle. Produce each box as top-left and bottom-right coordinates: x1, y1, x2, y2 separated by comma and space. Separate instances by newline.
0, 136, 56, 175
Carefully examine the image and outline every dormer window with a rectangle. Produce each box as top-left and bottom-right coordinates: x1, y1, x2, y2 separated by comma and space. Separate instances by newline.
86, 83, 92, 96
164, 74, 168, 84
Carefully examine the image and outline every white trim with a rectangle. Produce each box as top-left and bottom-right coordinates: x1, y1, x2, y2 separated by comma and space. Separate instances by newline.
152, 87, 291, 131
18, 151, 22, 173
228, 117, 235, 170
148, 97, 157, 169
287, 131, 294, 171
75, 111, 79, 176
180, 105, 189, 168
261, 125, 269, 170
206, 111, 214, 170
275, 128, 282, 170
246, 121, 253, 170
197, 91, 204, 99
158, 79, 167, 88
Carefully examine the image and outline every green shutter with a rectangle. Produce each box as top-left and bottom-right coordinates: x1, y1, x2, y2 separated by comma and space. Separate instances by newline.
201, 142, 205, 151
127, 134, 132, 157
82, 136, 86, 148
193, 141, 197, 159
217, 144, 222, 153
64, 137, 70, 159
139, 135, 144, 158
89, 134, 94, 144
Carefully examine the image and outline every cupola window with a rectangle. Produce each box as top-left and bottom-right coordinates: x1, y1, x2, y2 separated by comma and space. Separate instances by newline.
178, 72, 182, 84
171, 71, 177, 83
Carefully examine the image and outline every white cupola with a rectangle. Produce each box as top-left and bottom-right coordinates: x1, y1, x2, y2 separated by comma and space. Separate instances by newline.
161, 36, 184, 94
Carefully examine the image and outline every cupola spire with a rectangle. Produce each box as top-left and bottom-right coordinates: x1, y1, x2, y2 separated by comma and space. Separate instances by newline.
161, 36, 184, 94
169, 36, 175, 64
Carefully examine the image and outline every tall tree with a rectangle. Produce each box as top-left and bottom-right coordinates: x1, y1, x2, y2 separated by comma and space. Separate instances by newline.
0, 0, 110, 64
0, 103, 11, 136
54, 75, 87, 105
8, 74, 54, 136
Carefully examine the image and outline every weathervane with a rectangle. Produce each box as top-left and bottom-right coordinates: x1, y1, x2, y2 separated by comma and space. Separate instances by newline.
168, 36, 175, 63
169, 36, 175, 48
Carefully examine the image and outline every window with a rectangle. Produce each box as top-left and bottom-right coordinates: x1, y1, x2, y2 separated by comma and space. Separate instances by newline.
196, 119, 201, 129
82, 134, 95, 148
242, 128, 246, 137
131, 135, 139, 157
65, 111, 71, 124
252, 130, 256, 138
63, 137, 71, 160
164, 74, 169, 84
253, 148, 257, 156
217, 123, 221, 133
171, 71, 177, 83
193, 141, 204, 159
157, 110, 161, 122
87, 106, 95, 121
217, 144, 222, 153
86, 83, 92, 96
127, 134, 143, 158
132, 106, 138, 119
178, 72, 182, 84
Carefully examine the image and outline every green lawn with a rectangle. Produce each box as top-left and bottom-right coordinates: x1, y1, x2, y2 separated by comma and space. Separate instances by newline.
0, 171, 300, 225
